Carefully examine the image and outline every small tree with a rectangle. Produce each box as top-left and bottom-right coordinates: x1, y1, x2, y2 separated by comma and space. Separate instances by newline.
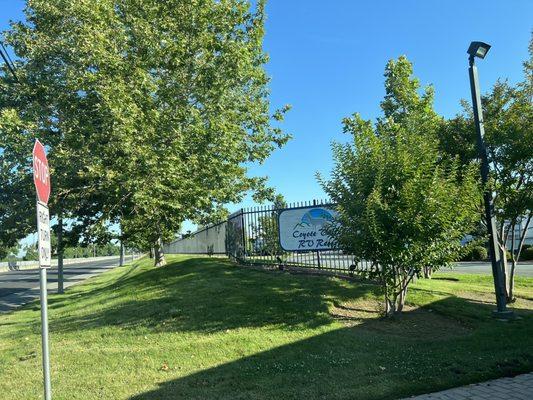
319, 57, 480, 316
440, 35, 532, 302
22, 243, 39, 261
250, 194, 287, 258
484, 79, 532, 302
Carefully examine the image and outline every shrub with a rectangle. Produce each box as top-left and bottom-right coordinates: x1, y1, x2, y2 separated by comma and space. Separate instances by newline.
521, 246, 533, 261
470, 246, 489, 261
319, 57, 480, 316
460, 243, 488, 261
472, 246, 488, 261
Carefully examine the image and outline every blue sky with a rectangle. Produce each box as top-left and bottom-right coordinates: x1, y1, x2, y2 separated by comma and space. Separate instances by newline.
257, 0, 532, 207
2, 0, 532, 236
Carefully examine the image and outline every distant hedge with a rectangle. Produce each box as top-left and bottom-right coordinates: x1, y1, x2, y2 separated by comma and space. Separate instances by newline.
460, 244, 488, 261
521, 245, 533, 261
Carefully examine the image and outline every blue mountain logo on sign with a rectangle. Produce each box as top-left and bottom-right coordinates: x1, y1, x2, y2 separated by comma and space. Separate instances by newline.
294, 208, 334, 229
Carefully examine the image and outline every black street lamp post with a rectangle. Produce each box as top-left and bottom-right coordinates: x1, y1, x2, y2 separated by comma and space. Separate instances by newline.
467, 41, 513, 318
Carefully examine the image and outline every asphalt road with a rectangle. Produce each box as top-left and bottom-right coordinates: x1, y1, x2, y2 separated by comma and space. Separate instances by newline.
0, 257, 121, 313
445, 262, 533, 277
283, 253, 533, 277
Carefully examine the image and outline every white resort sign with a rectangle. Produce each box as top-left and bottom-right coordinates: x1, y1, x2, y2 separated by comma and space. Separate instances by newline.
278, 206, 338, 251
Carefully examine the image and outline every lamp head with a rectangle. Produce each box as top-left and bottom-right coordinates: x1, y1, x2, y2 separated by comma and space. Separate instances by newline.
468, 41, 491, 60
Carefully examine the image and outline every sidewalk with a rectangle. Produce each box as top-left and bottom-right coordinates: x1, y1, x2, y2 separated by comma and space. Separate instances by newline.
403, 372, 533, 399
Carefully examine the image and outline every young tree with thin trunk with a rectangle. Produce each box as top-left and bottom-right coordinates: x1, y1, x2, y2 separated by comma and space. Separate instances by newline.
440, 36, 532, 302
319, 57, 480, 316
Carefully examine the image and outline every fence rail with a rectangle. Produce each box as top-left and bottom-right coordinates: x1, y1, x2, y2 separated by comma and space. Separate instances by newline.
164, 200, 533, 276
164, 199, 373, 275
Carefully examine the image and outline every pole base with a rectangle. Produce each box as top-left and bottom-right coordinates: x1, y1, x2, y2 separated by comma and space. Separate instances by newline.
492, 310, 515, 320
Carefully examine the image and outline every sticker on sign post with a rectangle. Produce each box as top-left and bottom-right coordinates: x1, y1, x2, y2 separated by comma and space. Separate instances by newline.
278, 206, 338, 251
36, 202, 51, 268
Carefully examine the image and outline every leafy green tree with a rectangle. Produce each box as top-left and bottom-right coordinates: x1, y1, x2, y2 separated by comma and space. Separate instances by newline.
0, 242, 21, 262
440, 36, 532, 302
22, 242, 39, 261
1, 0, 289, 267
0, 110, 36, 260
319, 57, 480, 316
250, 194, 287, 258
105, 0, 290, 266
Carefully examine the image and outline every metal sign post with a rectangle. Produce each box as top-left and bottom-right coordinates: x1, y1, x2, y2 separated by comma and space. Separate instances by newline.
37, 202, 52, 400
39, 266, 52, 400
33, 139, 52, 400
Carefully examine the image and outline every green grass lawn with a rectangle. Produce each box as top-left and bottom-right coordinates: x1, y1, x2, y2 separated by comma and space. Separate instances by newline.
1, 255, 532, 400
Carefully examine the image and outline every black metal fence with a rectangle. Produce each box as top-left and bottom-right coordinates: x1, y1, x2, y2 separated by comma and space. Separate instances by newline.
164, 199, 373, 275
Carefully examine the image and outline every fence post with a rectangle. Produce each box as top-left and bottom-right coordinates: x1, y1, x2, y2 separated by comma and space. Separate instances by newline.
313, 200, 322, 269
241, 209, 246, 262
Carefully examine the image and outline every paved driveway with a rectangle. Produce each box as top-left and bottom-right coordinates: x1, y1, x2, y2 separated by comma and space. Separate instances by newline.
402, 372, 533, 399
0, 257, 122, 313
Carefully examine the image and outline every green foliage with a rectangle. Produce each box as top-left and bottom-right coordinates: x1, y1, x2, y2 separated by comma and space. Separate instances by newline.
62, 242, 120, 259
0, 243, 21, 262
22, 243, 38, 261
521, 245, 533, 261
0, 108, 35, 256
250, 194, 287, 257
13, 239, 120, 261
473, 246, 489, 261
440, 35, 533, 300
319, 56, 480, 315
441, 39, 532, 249
1, 0, 289, 264
460, 242, 488, 262
484, 81, 532, 231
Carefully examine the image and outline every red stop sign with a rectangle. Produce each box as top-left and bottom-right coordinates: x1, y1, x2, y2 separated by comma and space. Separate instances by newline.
33, 139, 51, 205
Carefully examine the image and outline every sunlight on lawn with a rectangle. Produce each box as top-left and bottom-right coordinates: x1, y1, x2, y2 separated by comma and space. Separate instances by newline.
1, 255, 532, 400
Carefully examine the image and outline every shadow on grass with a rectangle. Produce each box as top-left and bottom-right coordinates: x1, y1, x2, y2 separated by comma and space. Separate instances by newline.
40, 256, 533, 400
432, 277, 460, 282
127, 295, 533, 400
51, 257, 375, 334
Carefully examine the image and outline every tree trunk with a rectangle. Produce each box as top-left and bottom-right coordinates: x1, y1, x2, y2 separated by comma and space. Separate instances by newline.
396, 285, 407, 313
423, 266, 432, 279
119, 241, 125, 266
149, 247, 154, 259
508, 258, 517, 303
497, 221, 510, 301
507, 215, 531, 303
506, 224, 516, 302
500, 242, 510, 300
57, 214, 64, 294
383, 278, 395, 317
154, 237, 166, 267
384, 295, 395, 317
